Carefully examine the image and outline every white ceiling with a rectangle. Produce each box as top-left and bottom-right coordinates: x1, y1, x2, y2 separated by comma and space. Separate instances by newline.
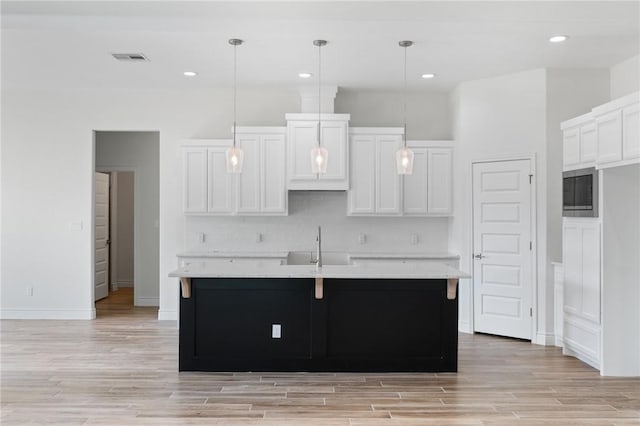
2, 1, 638, 92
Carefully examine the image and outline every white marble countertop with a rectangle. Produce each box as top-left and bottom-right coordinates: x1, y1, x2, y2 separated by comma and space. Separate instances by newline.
168, 261, 470, 280
176, 251, 288, 259
176, 251, 459, 260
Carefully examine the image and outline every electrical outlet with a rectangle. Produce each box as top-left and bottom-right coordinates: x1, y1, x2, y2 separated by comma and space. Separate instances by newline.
256, 233, 263, 243
410, 234, 419, 245
272, 324, 281, 339
198, 232, 205, 243
358, 233, 366, 244
27, 286, 33, 296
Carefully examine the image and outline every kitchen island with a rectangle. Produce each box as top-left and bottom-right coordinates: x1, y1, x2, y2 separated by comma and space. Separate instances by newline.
169, 261, 469, 372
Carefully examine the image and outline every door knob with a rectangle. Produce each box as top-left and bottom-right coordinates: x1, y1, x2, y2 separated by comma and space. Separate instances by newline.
473, 253, 485, 259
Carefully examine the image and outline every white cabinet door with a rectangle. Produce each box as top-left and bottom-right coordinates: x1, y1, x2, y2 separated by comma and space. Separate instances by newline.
580, 222, 601, 323
622, 102, 640, 160
182, 148, 208, 213
580, 123, 597, 165
562, 219, 601, 323
261, 134, 287, 214
348, 135, 376, 214
402, 147, 428, 215
375, 135, 402, 215
597, 110, 623, 165
286, 115, 350, 190
235, 135, 261, 214
287, 120, 317, 183
427, 148, 453, 215
563, 127, 581, 168
207, 147, 234, 214
563, 223, 581, 316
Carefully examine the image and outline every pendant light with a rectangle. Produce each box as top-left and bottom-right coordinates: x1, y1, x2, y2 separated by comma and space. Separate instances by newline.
396, 40, 414, 175
310, 39, 328, 174
226, 38, 244, 173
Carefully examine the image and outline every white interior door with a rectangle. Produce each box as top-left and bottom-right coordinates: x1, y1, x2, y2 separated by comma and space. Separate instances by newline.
473, 159, 533, 340
95, 172, 110, 301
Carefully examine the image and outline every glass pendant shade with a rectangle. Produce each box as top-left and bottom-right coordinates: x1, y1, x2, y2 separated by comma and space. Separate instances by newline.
225, 146, 244, 173
396, 146, 414, 175
311, 146, 329, 174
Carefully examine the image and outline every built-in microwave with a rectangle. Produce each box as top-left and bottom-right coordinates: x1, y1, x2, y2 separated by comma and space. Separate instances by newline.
563, 167, 598, 217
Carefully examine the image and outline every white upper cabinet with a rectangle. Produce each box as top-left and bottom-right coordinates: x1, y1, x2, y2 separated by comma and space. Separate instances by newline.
622, 102, 640, 160
561, 113, 596, 171
286, 113, 350, 190
404, 141, 454, 216
207, 144, 235, 214
182, 147, 208, 213
593, 91, 640, 168
596, 109, 623, 165
182, 130, 287, 216
348, 129, 402, 216
348, 131, 453, 217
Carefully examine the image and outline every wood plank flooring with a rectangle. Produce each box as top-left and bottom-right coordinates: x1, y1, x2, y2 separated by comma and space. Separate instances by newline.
1, 288, 639, 425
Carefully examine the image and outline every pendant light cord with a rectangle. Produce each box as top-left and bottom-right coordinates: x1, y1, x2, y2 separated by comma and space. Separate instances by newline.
403, 44, 407, 149
317, 42, 322, 148
233, 42, 237, 149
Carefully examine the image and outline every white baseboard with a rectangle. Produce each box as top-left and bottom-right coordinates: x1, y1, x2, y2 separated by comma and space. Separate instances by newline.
0, 309, 96, 320
458, 320, 472, 334
135, 297, 159, 307
110, 281, 118, 291
555, 336, 564, 348
117, 280, 134, 288
158, 309, 177, 321
535, 332, 557, 346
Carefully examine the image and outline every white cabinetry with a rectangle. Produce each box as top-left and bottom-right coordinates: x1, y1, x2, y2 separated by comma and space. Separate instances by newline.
561, 113, 597, 170
404, 141, 453, 216
182, 130, 287, 216
286, 113, 350, 190
348, 128, 402, 215
594, 92, 640, 168
347, 134, 453, 217
562, 218, 601, 369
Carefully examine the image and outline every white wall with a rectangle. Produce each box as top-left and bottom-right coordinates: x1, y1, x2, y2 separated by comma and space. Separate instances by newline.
96, 132, 159, 306
450, 68, 610, 343
610, 55, 640, 99
114, 172, 135, 287
336, 91, 452, 140
450, 69, 547, 338
1, 86, 451, 320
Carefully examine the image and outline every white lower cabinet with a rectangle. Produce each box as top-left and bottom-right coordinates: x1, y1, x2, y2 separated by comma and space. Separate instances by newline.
182, 130, 287, 216
562, 218, 601, 369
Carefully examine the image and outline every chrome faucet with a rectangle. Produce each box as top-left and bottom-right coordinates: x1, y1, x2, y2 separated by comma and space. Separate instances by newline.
314, 226, 322, 270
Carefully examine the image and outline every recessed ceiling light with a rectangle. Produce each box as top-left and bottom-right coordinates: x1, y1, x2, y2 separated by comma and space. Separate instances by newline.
183, 71, 198, 77
298, 73, 312, 78
549, 35, 569, 43
421, 73, 436, 79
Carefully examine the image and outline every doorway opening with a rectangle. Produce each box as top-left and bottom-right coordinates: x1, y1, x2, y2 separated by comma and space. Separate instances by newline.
93, 131, 160, 317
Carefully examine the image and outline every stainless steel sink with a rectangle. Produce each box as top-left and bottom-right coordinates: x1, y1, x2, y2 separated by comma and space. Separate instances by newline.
283, 251, 351, 266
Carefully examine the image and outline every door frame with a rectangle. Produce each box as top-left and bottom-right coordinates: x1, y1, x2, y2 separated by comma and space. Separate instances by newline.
95, 166, 140, 305
470, 153, 538, 342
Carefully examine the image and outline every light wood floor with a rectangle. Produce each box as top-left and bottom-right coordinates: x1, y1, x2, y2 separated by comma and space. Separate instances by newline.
1, 288, 638, 425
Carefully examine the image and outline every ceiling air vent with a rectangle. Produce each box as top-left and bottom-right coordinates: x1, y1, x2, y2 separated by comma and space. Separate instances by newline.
111, 53, 149, 62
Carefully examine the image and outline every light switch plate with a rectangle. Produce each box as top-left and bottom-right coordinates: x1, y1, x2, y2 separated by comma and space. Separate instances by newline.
410, 234, 419, 245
